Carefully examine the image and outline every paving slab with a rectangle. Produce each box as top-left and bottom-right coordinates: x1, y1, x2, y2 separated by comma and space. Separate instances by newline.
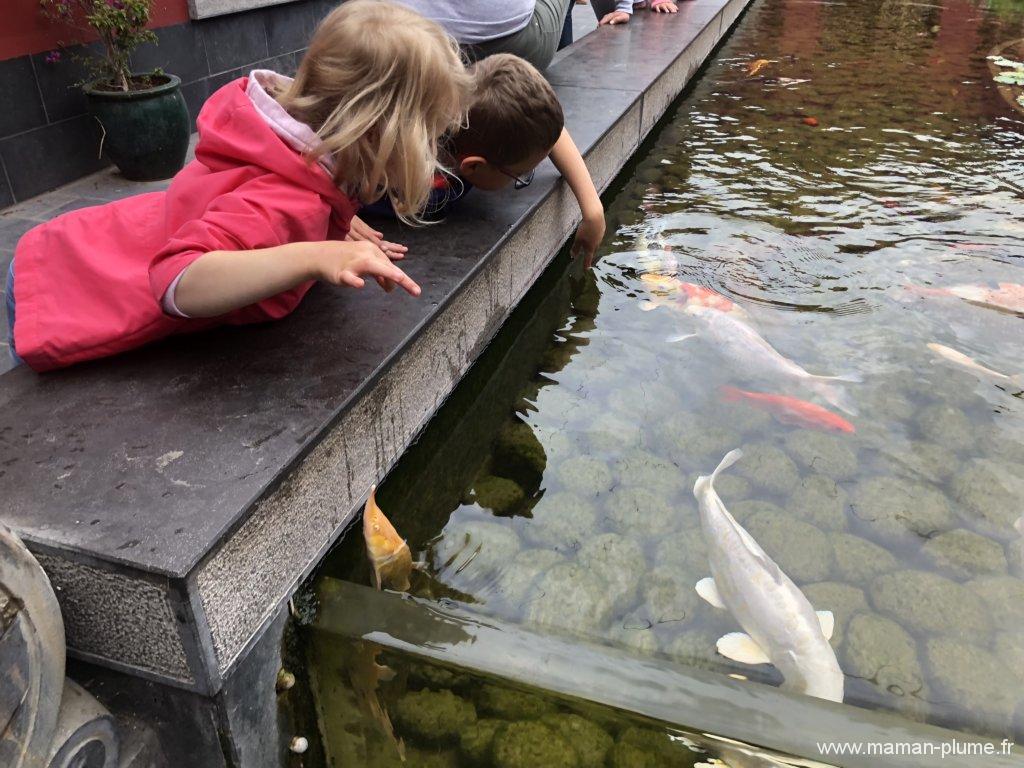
0, 0, 751, 695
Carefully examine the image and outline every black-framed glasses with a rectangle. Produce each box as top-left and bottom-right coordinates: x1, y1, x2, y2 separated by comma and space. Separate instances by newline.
494, 165, 535, 189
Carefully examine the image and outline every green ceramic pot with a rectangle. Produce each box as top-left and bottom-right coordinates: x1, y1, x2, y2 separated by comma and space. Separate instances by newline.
84, 73, 190, 181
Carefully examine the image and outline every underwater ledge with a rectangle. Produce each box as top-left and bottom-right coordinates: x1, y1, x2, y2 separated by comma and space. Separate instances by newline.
0, 0, 750, 698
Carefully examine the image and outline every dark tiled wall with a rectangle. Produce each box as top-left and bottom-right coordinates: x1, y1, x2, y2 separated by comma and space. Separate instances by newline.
0, 0, 337, 210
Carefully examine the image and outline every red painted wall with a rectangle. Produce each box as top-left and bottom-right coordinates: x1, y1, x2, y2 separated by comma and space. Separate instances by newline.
1, 0, 190, 61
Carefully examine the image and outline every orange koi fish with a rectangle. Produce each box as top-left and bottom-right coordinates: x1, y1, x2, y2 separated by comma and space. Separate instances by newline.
720, 386, 855, 433
640, 275, 749, 318
363, 486, 413, 591
746, 58, 775, 77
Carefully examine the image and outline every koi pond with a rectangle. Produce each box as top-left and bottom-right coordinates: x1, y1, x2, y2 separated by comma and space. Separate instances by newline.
290, 0, 1024, 764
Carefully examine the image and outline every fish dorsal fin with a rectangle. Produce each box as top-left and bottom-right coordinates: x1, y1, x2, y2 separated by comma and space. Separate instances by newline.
816, 610, 835, 640
717, 632, 771, 666
696, 577, 726, 609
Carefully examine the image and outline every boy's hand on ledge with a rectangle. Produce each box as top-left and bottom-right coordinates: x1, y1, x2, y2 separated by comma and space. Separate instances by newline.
600, 10, 631, 24
314, 240, 421, 297
651, 0, 679, 11
572, 209, 606, 269
347, 214, 409, 261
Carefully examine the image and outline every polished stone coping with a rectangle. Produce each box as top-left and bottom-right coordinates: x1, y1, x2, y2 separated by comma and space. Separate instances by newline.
0, 0, 751, 693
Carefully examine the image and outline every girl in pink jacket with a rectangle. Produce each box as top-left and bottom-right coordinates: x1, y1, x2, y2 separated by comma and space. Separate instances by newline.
8, 0, 471, 371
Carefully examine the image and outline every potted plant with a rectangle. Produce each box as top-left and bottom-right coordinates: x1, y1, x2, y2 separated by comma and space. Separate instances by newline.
40, 0, 190, 180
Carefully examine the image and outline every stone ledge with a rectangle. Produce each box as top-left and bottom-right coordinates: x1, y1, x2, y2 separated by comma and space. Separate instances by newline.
0, 0, 750, 694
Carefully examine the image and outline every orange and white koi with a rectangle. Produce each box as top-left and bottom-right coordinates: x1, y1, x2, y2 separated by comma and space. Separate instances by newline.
909, 283, 1024, 315
720, 386, 855, 433
347, 640, 405, 761
640, 275, 749, 319
363, 486, 413, 591
927, 343, 1022, 386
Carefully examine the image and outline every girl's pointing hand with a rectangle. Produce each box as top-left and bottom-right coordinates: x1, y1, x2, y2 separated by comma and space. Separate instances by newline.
314, 241, 421, 297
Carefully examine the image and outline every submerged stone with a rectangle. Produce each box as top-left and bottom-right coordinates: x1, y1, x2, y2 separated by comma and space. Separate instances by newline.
543, 714, 613, 768
849, 476, 954, 542
393, 689, 477, 745
736, 442, 801, 495
801, 582, 868, 648
604, 486, 680, 537
472, 476, 527, 516
966, 576, 1024, 632
869, 570, 992, 641
744, 510, 833, 583
577, 533, 646, 612
493, 421, 548, 488
478, 685, 558, 721
491, 549, 565, 608
587, 412, 645, 454
641, 567, 699, 629
492, 721, 579, 768
788, 474, 848, 531
607, 618, 660, 655
525, 562, 615, 635
917, 403, 977, 452
951, 462, 1022, 541
612, 449, 686, 498
523, 493, 597, 553
434, 519, 521, 585
615, 726, 702, 768
656, 412, 740, 466
555, 456, 614, 498
829, 532, 898, 585
842, 613, 927, 720
921, 529, 1008, 580
784, 431, 858, 480
728, 499, 786, 525
654, 526, 708, 575
459, 719, 506, 766
924, 638, 1021, 734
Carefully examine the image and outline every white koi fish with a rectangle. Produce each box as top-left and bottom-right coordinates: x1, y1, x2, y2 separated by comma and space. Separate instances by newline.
911, 283, 1024, 315
693, 450, 844, 703
927, 343, 1022, 386
670, 304, 860, 414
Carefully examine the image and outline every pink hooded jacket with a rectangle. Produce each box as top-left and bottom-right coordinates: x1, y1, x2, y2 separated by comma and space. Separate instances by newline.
11, 75, 356, 372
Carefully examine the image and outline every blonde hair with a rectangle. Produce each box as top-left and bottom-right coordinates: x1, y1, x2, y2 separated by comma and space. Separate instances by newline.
277, 0, 471, 223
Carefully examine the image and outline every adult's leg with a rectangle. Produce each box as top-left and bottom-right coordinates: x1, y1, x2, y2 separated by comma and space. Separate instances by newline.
590, 0, 618, 18
558, 3, 574, 50
467, 0, 575, 69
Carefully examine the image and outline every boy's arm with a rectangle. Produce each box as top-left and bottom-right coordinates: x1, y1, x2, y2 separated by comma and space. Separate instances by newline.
174, 240, 419, 318
549, 127, 606, 267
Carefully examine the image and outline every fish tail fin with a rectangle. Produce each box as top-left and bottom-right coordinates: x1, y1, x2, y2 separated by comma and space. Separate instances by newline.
719, 385, 745, 402
695, 448, 743, 496
666, 333, 697, 344
808, 379, 859, 416
811, 372, 864, 385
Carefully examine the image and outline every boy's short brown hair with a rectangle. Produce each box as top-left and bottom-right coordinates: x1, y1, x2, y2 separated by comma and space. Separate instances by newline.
452, 54, 564, 167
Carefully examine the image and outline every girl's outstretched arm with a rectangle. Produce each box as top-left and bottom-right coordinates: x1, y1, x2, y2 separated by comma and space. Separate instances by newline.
174, 240, 420, 318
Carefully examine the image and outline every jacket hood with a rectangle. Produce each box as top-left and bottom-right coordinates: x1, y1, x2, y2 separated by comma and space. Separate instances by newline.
193, 76, 354, 217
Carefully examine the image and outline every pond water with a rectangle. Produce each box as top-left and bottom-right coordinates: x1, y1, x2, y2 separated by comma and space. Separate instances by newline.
302, 0, 1024, 761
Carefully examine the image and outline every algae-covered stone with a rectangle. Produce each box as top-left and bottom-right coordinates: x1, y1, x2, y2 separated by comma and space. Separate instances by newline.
608, 742, 658, 768
404, 747, 460, 768
802, 582, 868, 648
662, 630, 728, 674
587, 412, 644, 454
407, 660, 472, 692
843, 613, 923, 697
736, 442, 801, 495
788, 474, 849, 531
435, 519, 521, 584
604, 486, 679, 537
460, 719, 506, 766
917, 403, 976, 452
744, 511, 833, 583
494, 421, 547, 487
967, 576, 1024, 631
995, 633, 1024, 683
886, 441, 958, 485
951, 462, 1021, 541
472, 476, 527, 516
656, 412, 740, 465
924, 638, 1020, 731
393, 689, 477, 745
615, 726, 701, 768
784, 431, 858, 480
608, 619, 660, 654
542, 714, 613, 768
712, 472, 751, 501
555, 456, 614, 497
577, 533, 645, 612
491, 549, 565, 607
850, 476, 954, 542
829, 532, 897, 585
641, 567, 698, 629
870, 570, 993, 641
523, 493, 597, 553
525, 563, 614, 635
612, 449, 686, 498
922, 529, 1008, 580
478, 685, 557, 720
492, 721, 579, 768
654, 527, 708, 575
729, 499, 786, 525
